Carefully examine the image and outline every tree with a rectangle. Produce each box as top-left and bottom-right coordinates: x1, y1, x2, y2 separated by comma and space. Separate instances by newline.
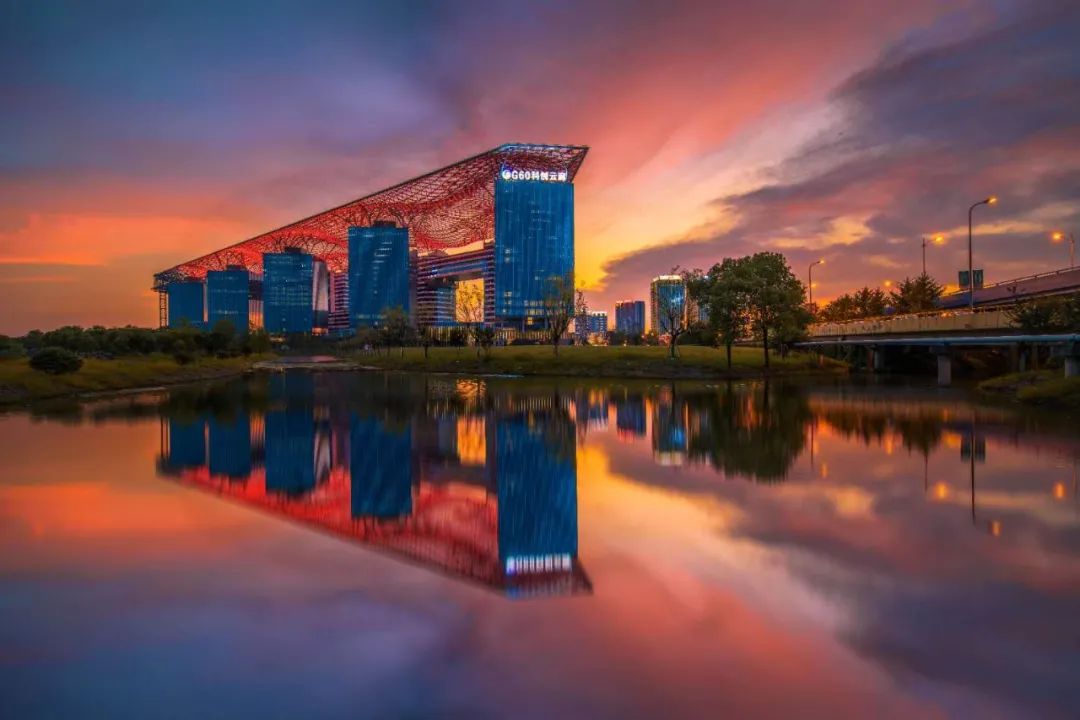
207, 319, 236, 356
540, 272, 575, 356
1006, 296, 1062, 334
379, 306, 414, 355
0, 335, 25, 360
736, 252, 808, 369
820, 286, 888, 321
687, 260, 748, 369
889, 273, 943, 314
457, 281, 487, 357
30, 347, 83, 375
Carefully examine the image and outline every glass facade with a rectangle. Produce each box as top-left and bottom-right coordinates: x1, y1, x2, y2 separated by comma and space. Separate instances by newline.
263, 250, 314, 334
348, 224, 411, 327
167, 417, 205, 469
650, 276, 686, 333
493, 179, 573, 325
615, 300, 646, 335
166, 281, 205, 329
206, 268, 249, 332
350, 416, 413, 518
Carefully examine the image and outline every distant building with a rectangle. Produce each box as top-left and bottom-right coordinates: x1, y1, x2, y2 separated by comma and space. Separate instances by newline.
576, 310, 607, 341
327, 272, 351, 334
166, 280, 204, 329
206, 266, 249, 332
649, 275, 686, 333
614, 300, 645, 336
263, 248, 314, 334
349, 222, 411, 328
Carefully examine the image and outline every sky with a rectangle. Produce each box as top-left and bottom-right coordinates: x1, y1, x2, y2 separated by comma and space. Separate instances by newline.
1, 0, 1079, 334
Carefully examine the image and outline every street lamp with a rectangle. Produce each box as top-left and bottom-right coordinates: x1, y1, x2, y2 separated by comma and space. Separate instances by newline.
921, 235, 945, 276
967, 196, 997, 311
1052, 231, 1075, 269
808, 259, 824, 307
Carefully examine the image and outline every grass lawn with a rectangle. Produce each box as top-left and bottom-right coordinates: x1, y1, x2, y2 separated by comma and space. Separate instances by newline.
347, 344, 845, 379
978, 369, 1080, 407
0, 353, 271, 404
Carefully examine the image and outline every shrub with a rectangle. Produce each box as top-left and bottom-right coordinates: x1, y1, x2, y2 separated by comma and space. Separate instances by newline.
29, 347, 83, 375
0, 335, 26, 360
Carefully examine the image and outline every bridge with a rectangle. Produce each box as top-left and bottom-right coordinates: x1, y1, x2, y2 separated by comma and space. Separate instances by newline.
802, 265, 1080, 385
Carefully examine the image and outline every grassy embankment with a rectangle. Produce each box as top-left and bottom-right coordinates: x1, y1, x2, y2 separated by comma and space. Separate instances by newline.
349, 344, 845, 379
0, 353, 272, 404
978, 369, 1080, 408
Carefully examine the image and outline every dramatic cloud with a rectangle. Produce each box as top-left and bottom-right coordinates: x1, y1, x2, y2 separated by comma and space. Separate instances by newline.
596, 0, 1080, 315
1, 0, 1077, 331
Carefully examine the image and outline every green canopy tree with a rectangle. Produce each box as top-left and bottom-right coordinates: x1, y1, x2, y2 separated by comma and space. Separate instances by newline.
736, 252, 808, 369
889, 273, 944, 314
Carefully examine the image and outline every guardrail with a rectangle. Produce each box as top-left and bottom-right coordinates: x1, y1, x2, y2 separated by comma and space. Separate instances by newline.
809, 307, 1015, 338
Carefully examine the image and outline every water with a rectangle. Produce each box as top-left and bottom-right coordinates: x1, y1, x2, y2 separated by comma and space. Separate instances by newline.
1, 372, 1077, 719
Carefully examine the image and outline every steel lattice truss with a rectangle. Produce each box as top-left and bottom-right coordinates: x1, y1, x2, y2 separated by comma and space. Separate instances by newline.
153, 143, 588, 290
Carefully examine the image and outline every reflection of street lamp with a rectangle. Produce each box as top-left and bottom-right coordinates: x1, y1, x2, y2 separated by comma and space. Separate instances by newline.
808, 259, 824, 307
921, 235, 945, 276
967, 196, 997, 311
1051, 231, 1075, 268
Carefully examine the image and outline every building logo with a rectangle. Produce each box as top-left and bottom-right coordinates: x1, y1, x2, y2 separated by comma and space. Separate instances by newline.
500, 168, 568, 182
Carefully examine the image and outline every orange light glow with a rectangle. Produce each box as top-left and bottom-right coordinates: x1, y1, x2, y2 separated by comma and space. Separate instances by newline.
1052, 482, 1066, 500
932, 482, 950, 501
987, 195, 998, 205
989, 520, 1002, 537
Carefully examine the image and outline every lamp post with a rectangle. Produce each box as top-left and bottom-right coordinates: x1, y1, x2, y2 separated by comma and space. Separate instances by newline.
1052, 231, 1075, 269
921, 235, 945, 276
808, 259, 824, 307
967, 196, 997, 311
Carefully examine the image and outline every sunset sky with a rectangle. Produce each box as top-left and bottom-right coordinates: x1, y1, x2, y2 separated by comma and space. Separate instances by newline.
2, 0, 1079, 334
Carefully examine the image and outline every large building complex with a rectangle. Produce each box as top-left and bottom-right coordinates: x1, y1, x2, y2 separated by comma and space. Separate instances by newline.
649, 275, 686, 333
614, 300, 645, 336
154, 144, 588, 335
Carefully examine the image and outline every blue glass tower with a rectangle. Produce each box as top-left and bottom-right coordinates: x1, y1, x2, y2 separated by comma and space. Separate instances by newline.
496, 419, 578, 574
348, 224, 410, 328
167, 281, 205, 329
349, 416, 413, 518
650, 276, 686, 333
493, 178, 573, 326
263, 250, 314, 333
615, 300, 645, 335
206, 267, 249, 332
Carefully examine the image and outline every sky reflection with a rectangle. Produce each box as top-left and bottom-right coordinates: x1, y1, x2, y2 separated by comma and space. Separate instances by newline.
0, 375, 1077, 718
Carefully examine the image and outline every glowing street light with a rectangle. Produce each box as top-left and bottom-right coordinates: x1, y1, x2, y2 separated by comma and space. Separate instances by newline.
808, 259, 824, 307
921, 235, 945, 276
967, 196, 997, 311
1051, 231, 1075, 269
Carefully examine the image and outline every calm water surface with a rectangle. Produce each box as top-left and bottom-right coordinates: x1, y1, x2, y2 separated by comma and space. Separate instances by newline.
1, 373, 1078, 719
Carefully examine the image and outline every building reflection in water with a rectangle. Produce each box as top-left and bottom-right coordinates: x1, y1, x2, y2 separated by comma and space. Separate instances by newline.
157, 374, 591, 598
156, 374, 1080, 597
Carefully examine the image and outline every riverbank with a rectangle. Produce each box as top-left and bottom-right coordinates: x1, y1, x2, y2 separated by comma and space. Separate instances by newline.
978, 369, 1080, 408
0, 354, 272, 404
343, 345, 846, 379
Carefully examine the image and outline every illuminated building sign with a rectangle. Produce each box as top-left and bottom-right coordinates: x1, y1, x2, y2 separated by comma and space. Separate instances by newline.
500, 169, 568, 182
505, 553, 573, 574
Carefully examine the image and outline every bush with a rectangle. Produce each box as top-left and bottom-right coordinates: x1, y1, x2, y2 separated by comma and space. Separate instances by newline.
29, 347, 83, 375
0, 335, 26, 360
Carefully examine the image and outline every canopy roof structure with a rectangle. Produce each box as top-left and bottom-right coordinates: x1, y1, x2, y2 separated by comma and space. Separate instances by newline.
153, 143, 588, 290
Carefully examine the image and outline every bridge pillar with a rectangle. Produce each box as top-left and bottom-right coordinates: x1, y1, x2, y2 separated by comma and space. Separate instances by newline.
934, 347, 952, 386
873, 345, 885, 373
1065, 342, 1080, 378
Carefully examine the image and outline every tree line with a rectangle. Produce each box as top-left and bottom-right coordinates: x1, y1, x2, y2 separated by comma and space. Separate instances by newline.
816, 273, 944, 321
